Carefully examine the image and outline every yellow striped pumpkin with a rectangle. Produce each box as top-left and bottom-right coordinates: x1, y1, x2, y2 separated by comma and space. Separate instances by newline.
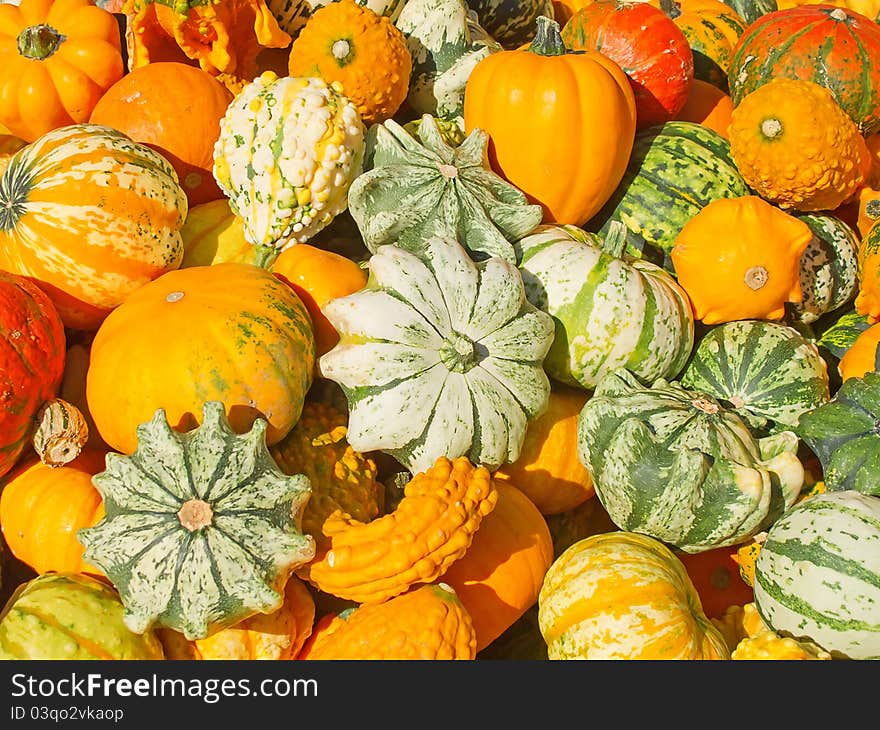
538, 531, 731, 660
0, 123, 187, 331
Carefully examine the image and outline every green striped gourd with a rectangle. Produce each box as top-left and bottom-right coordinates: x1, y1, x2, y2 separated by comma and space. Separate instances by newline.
516, 222, 694, 390
318, 237, 555, 474
77, 401, 315, 640
680, 320, 830, 432
791, 212, 860, 325
394, 0, 502, 126
0, 573, 165, 660
796, 371, 880, 496
466, 0, 554, 49
212, 72, 365, 257
753, 490, 880, 660
577, 368, 804, 553
586, 121, 751, 273
348, 115, 543, 264
721, 0, 776, 25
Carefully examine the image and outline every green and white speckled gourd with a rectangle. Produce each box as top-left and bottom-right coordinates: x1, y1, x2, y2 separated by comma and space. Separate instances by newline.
394, 0, 502, 126
680, 320, 830, 433
753, 490, 880, 660
212, 71, 365, 264
577, 368, 804, 553
348, 114, 543, 264
516, 222, 695, 390
318, 236, 555, 474
78, 401, 315, 640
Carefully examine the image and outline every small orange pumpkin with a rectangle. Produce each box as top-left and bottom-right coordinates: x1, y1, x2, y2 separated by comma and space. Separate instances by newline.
674, 78, 733, 138
838, 321, 880, 381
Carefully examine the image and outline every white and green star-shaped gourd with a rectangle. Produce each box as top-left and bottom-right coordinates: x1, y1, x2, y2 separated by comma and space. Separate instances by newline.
577, 368, 805, 553
347, 114, 543, 264
77, 401, 315, 641
318, 236, 555, 474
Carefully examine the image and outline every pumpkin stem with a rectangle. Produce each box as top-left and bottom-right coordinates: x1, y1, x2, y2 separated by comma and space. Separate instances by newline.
33, 398, 89, 468
866, 199, 880, 220
760, 118, 783, 140
331, 38, 354, 66
253, 243, 280, 269
17, 24, 65, 60
529, 16, 567, 56
691, 398, 720, 414
744, 265, 769, 290
439, 331, 479, 373
659, 0, 683, 19
178, 499, 214, 531
601, 220, 629, 259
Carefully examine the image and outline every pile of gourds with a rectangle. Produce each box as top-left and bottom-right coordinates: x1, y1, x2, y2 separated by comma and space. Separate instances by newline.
0, 0, 878, 661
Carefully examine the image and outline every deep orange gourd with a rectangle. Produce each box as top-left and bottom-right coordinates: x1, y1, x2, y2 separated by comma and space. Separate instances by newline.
676, 545, 754, 620
838, 322, 880, 381
463, 15, 636, 227
0, 0, 125, 142
89, 62, 234, 207
674, 78, 733, 138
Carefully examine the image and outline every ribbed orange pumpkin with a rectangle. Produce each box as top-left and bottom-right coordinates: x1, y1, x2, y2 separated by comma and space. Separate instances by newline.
463, 16, 637, 226
85, 263, 316, 455
440, 480, 554, 651
0, 448, 106, 576
89, 62, 234, 207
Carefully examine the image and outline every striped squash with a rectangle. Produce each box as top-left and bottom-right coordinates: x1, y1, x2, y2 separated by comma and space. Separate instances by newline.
722, 0, 777, 24
753, 491, 880, 659
0, 123, 187, 331
577, 368, 805, 552
680, 320, 830, 432
727, 5, 880, 136
466, 0, 555, 48
318, 237, 555, 474
78, 401, 316, 640
0, 573, 165, 660
516, 222, 694, 390
586, 121, 750, 273
538, 531, 730, 659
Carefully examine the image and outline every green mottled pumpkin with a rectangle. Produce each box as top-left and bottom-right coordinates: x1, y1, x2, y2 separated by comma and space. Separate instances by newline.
318, 237, 555, 474
78, 401, 315, 640
516, 222, 694, 390
577, 368, 804, 553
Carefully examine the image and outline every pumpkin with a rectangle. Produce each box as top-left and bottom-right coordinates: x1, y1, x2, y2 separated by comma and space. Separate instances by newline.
304, 456, 498, 604
157, 575, 316, 659
0, 270, 66, 479
670, 195, 813, 323
796, 371, 880, 496
727, 5, 880, 136
680, 319, 830, 432
0, 573, 165, 660
86, 263, 315, 456
88, 62, 233, 207
299, 583, 477, 659
78, 401, 316, 640
212, 71, 365, 255
856, 223, 880, 324
0, 123, 188, 331
676, 545, 754, 619
0, 448, 106, 577
271, 244, 368, 361
463, 16, 637, 227
0, 0, 125, 143
288, 0, 411, 126
318, 237, 555, 474
440, 479, 554, 651
517, 222, 695, 390
728, 78, 870, 212
393, 0, 502, 126
122, 0, 292, 95
551, 0, 593, 24
838, 322, 880, 382
654, 0, 746, 93
577, 368, 805, 553
673, 78, 733, 138
560, 0, 694, 129
816, 308, 872, 367
586, 121, 750, 273
179, 199, 265, 268
493, 385, 595, 515
466, 0, 556, 49
753, 490, 880, 659
348, 115, 542, 265
538, 531, 731, 659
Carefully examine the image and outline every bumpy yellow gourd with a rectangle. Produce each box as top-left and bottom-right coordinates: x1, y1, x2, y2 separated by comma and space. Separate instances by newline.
711, 602, 832, 659
729, 78, 871, 212
306, 456, 498, 604
288, 0, 412, 126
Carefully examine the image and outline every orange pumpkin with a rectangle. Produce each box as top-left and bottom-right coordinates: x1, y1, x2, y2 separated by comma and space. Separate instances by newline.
676, 546, 754, 620
494, 386, 595, 515
838, 321, 880, 381
463, 16, 636, 227
552, 0, 595, 25
0, 448, 106, 576
271, 244, 368, 361
440, 479, 554, 651
674, 78, 733, 138
856, 223, 880, 323
0, 0, 125, 142
89, 62, 233, 207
